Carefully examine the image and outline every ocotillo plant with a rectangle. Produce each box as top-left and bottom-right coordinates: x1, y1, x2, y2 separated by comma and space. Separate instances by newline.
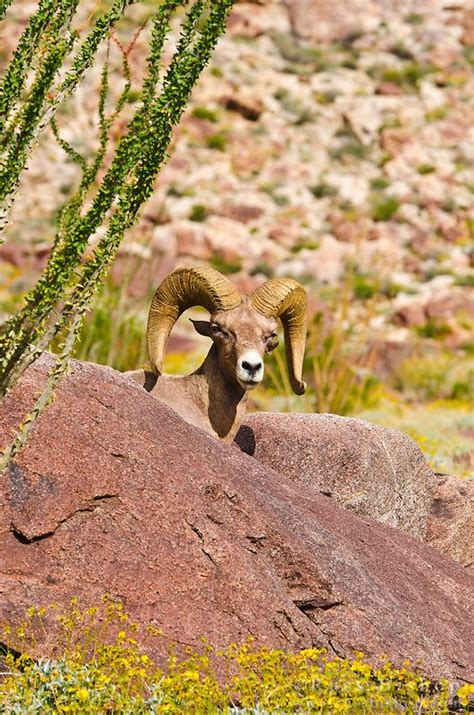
0, 0, 138, 233
0, 0, 234, 469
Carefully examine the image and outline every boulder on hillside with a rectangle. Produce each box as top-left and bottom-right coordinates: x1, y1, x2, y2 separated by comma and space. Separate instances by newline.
284, 0, 382, 42
426, 474, 474, 570
0, 354, 473, 683
236, 413, 435, 540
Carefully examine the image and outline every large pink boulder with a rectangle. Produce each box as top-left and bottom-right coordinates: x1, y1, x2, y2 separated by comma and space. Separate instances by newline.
0, 355, 472, 683
236, 413, 435, 540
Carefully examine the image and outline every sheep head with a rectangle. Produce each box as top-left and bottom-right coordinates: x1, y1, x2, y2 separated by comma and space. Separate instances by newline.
147, 266, 308, 394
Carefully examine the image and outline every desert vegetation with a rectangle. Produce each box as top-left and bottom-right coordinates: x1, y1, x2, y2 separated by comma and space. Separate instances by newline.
0, 0, 473, 711
2, 598, 473, 713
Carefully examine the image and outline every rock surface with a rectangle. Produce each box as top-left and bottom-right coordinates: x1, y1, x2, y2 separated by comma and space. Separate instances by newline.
236, 413, 473, 566
235, 413, 436, 540
426, 474, 474, 570
0, 355, 473, 683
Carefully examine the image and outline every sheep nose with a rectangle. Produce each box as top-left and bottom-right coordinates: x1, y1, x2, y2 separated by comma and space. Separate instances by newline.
241, 360, 262, 375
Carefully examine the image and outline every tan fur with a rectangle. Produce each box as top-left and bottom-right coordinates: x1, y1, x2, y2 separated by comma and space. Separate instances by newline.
126, 301, 278, 442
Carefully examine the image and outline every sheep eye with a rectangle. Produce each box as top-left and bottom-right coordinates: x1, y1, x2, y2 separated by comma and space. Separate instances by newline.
212, 324, 229, 339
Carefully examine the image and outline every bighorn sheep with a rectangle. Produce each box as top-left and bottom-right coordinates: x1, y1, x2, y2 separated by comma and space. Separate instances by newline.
127, 266, 307, 441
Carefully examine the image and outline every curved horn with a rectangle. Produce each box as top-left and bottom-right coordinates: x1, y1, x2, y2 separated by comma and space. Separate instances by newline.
250, 279, 308, 395
147, 266, 241, 375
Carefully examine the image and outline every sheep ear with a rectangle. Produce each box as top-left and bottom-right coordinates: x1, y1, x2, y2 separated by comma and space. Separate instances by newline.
190, 319, 213, 337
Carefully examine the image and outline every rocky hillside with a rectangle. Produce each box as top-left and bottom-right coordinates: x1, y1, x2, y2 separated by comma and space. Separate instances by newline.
1, 1, 473, 336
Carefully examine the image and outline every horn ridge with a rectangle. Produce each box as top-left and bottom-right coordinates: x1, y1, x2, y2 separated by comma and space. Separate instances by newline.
250, 279, 308, 395
147, 266, 241, 375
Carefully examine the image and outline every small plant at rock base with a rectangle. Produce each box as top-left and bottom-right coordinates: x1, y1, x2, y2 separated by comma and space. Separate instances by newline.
1, 598, 471, 714
192, 105, 219, 122
417, 163, 436, 175
331, 140, 368, 161
206, 131, 227, 151
371, 196, 400, 222
370, 176, 391, 190
416, 318, 451, 339
189, 203, 209, 222
208, 254, 242, 275
352, 273, 379, 300
310, 181, 338, 198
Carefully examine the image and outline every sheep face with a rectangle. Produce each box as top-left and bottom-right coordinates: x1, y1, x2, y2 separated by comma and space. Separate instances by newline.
191, 301, 278, 391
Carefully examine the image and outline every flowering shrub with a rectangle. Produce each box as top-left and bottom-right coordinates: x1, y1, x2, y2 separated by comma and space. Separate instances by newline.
1, 598, 472, 713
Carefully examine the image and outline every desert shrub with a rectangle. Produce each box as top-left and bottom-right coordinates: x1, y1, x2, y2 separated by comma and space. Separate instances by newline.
370, 177, 390, 190
190, 203, 209, 222
371, 196, 399, 221
416, 318, 451, 339
206, 131, 228, 151
357, 401, 473, 477
310, 181, 338, 198
417, 163, 436, 175
381, 62, 435, 88
208, 255, 242, 275
68, 278, 149, 372
192, 105, 219, 122
330, 140, 368, 161
2, 598, 472, 714
352, 273, 379, 300
256, 289, 380, 417
393, 353, 474, 403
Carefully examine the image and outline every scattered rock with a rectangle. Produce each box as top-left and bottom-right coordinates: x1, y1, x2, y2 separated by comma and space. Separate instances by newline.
393, 289, 474, 331
394, 302, 427, 328
375, 81, 404, 96
221, 92, 264, 121
285, 0, 381, 42
0, 354, 472, 683
215, 203, 265, 223
343, 99, 383, 145
425, 292, 474, 321
368, 339, 441, 382
461, 8, 474, 46
328, 211, 371, 243
381, 128, 413, 157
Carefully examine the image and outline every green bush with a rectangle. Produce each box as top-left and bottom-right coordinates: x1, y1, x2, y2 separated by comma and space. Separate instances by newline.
206, 132, 227, 151
192, 106, 219, 122
310, 182, 338, 198
208, 255, 242, 275
393, 352, 474, 403
371, 196, 399, 221
370, 177, 390, 190
416, 318, 451, 339
381, 62, 434, 88
352, 273, 379, 300
331, 141, 368, 161
190, 203, 209, 222
416, 163, 436, 175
